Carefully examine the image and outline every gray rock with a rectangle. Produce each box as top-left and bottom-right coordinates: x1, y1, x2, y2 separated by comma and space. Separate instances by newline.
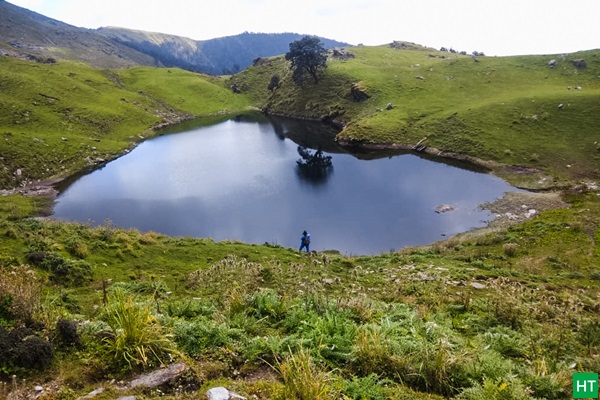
435, 204, 455, 213
125, 362, 188, 389
416, 271, 435, 281
207, 387, 247, 400
571, 59, 587, 69
470, 282, 486, 290
115, 397, 137, 400
81, 387, 104, 399
350, 83, 370, 102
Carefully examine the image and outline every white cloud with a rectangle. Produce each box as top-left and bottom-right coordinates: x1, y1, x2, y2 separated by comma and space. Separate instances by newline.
8, 0, 600, 55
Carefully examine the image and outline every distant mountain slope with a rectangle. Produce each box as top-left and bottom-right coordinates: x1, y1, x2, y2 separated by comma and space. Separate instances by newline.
96, 28, 350, 74
0, 0, 159, 68
0, 0, 349, 74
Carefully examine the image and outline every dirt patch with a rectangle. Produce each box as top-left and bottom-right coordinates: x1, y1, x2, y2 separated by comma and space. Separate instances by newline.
483, 191, 568, 221
453, 191, 569, 242
240, 365, 278, 383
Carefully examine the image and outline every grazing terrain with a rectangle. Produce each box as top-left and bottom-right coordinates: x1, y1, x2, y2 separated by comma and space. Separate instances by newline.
0, 11, 599, 399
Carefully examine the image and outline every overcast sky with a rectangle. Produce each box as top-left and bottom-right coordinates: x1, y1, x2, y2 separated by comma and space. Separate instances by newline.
9, 0, 600, 56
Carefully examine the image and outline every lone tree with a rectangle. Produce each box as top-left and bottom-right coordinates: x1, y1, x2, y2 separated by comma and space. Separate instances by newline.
285, 36, 327, 85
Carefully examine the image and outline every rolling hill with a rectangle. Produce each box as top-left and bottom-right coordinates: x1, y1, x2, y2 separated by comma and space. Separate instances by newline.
0, 0, 348, 74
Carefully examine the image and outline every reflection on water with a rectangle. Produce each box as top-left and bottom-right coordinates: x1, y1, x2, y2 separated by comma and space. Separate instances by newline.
53, 114, 521, 255
296, 146, 333, 184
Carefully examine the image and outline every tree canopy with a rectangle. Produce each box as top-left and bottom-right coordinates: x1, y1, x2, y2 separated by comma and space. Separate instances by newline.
285, 36, 328, 85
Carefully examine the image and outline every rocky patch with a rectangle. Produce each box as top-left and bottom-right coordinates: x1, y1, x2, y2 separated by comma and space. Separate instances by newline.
435, 204, 455, 214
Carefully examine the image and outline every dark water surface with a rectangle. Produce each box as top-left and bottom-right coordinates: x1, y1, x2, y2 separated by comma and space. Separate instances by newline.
53, 115, 520, 254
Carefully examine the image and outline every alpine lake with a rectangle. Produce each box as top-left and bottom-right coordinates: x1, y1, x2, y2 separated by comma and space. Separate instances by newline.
52, 114, 523, 255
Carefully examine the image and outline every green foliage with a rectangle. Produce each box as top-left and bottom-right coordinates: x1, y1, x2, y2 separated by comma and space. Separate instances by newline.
455, 377, 534, 400
480, 326, 527, 358
578, 320, 600, 355
342, 374, 389, 400
285, 36, 328, 85
101, 289, 175, 371
275, 347, 337, 400
165, 299, 215, 319
299, 309, 357, 367
26, 250, 92, 286
111, 279, 169, 296
173, 318, 243, 358
0, 265, 42, 323
246, 289, 287, 321
525, 374, 569, 400
242, 334, 307, 364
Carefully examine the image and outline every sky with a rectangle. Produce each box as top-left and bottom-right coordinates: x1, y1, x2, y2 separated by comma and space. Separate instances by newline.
8, 0, 600, 56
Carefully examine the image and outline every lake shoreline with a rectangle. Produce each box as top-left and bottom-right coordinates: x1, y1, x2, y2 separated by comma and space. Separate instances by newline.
336, 139, 561, 191
2, 115, 567, 252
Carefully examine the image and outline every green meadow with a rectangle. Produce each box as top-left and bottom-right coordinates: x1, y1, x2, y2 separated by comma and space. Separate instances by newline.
0, 44, 599, 399
0, 57, 252, 189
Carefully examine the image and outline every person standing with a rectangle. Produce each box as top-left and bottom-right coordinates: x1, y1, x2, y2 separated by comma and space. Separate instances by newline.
299, 230, 311, 253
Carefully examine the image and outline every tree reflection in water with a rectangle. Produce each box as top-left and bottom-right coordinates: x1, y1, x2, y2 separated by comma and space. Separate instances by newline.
296, 146, 333, 184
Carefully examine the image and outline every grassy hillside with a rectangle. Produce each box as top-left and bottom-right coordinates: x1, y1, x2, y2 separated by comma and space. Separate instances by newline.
231, 46, 600, 186
0, 57, 251, 189
0, 0, 158, 69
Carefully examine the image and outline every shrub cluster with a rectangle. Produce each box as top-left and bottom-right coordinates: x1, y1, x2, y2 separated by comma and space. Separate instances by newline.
0, 326, 54, 374
26, 250, 92, 286
0, 265, 41, 324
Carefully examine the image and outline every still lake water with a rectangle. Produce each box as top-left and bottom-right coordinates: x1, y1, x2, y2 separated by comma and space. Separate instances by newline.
53, 115, 520, 254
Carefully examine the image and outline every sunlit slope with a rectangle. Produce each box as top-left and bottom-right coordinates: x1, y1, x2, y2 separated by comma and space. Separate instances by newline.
115, 67, 250, 114
233, 46, 600, 182
0, 58, 251, 189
